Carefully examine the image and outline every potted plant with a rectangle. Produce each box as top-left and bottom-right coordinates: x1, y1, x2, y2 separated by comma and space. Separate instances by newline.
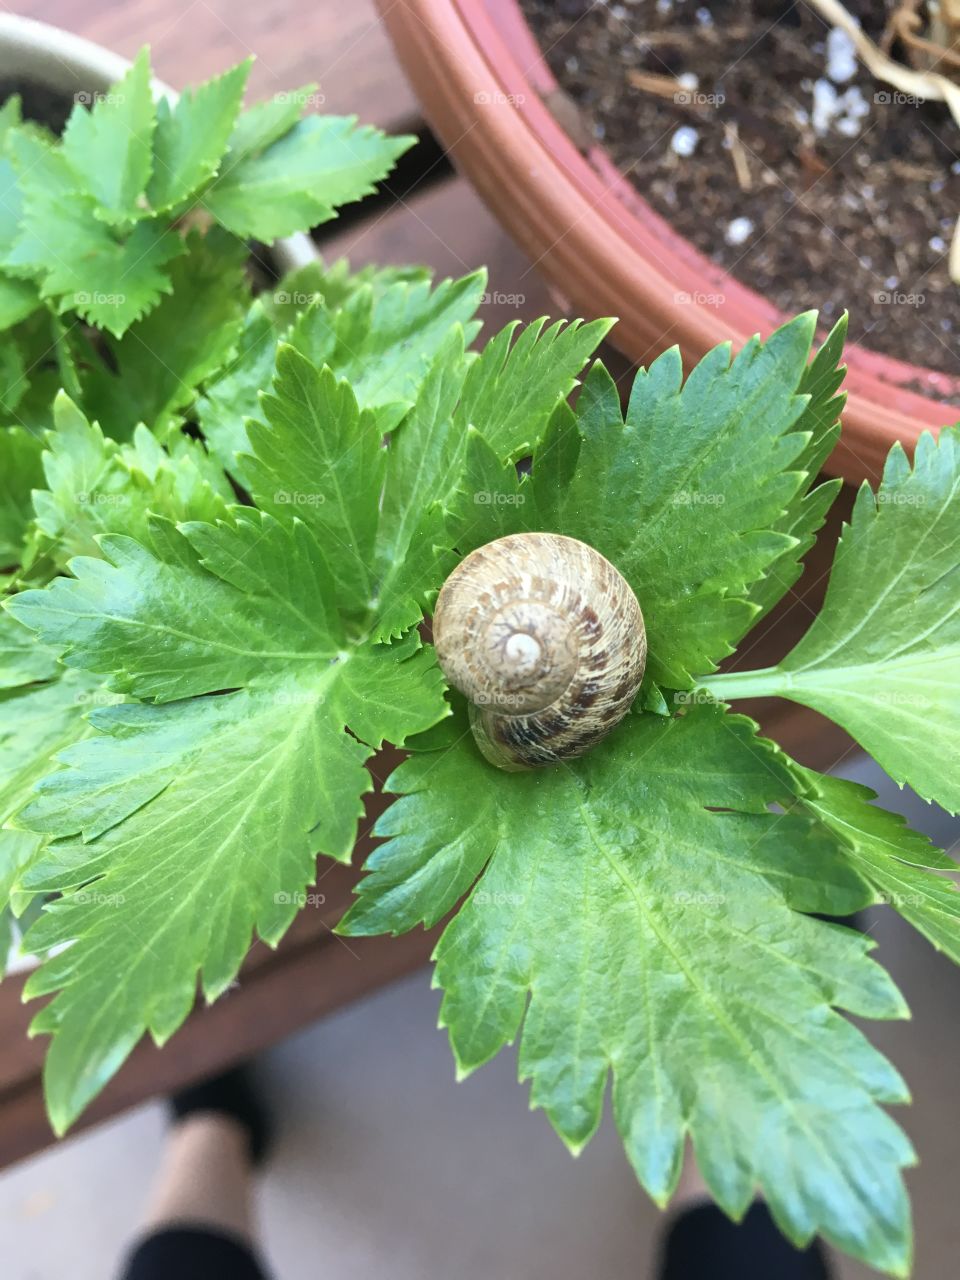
2, 37, 959, 1280
374, 0, 960, 482
0, 13, 316, 278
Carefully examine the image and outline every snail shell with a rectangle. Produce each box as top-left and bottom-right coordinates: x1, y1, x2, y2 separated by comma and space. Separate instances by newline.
432, 532, 647, 771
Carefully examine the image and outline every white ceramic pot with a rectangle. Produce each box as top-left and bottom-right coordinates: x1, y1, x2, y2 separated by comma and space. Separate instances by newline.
0, 13, 318, 274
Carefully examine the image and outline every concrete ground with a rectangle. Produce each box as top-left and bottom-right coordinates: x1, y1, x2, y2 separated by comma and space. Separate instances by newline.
0, 756, 956, 1280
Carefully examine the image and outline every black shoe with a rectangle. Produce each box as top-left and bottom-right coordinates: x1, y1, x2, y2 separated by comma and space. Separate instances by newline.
169, 1064, 272, 1167
657, 1201, 833, 1280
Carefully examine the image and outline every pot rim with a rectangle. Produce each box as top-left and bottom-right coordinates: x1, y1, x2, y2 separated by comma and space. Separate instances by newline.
0, 12, 317, 275
378, 0, 959, 482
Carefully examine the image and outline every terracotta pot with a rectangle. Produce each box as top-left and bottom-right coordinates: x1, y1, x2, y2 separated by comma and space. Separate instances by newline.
0, 13, 316, 276
377, 0, 959, 483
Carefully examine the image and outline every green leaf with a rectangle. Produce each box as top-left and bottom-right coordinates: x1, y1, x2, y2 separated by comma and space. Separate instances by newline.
0, 906, 12, 976
23, 392, 231, 578
342, 703, 912, 1276
454, 316, 614, 460
5, 312, 82, 435
0, 275, 39, 332
4, 116, 180, 336
11, 518, 332, 700
8, 274, 456, 1125
358, 309, 609, 576
60, 49, 155, 226
447, 423, 530, 551
0, 426, 43, 563
444, 320, 840, 676
706, 429, 960, 812
203, 114, 412, 241
0, 669, 105, 829
252, 364, 391, 632
0, 827, 44, 970
224, 86, 318, 162
266, 258, 431, 322
12, 610, 445, 1131
288, 269, 485, 430
6, 192, 185, 337
5, 129, 77, 209
377, 329, 472, 568
25, 394, 119, 564
147, 62, 250, 213
525, 316, 818, 687
243, 338, 469, 637
0, 154, 24, 259
0, 69, 476, 1131
0, 463, 116, 900
0, 335, 27, 418
802, 771, 960, 963
243, 349, 385, 616
746, 315, 847, 620
0, 95, 22, 148
0, 612, 60, 688
80, 228, 249, 439
199, 266, 482, 483
196, 298, 278, 482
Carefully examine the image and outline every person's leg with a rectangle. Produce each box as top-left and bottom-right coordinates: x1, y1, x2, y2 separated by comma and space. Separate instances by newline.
142, 1112, 256, 1240
118, 1067, 273, 1280
656, 1150, 833, 1280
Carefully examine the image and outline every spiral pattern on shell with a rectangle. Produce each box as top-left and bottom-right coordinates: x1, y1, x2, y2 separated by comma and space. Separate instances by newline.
432, 532, 647, 771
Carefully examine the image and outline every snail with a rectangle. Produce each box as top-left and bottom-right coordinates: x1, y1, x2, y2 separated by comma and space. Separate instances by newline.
432, 532, 647, 771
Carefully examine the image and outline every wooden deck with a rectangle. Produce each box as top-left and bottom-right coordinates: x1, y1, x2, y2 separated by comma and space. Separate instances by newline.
0, 0, 861, 1167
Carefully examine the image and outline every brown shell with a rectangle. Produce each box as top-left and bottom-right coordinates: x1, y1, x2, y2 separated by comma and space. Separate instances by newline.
432, 533, 647, 770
